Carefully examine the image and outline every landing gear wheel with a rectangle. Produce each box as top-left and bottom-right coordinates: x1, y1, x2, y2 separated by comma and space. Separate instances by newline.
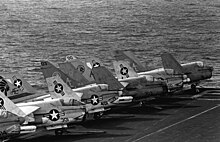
191, 84, 196, 90
55, 129, 63, 135
191, 84, 199, 93
139, 101, 148, 107
93, 112, 103, 120
82, 113, 87, 122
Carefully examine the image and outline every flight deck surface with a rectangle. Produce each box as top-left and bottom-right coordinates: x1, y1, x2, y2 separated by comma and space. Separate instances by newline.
12, 88, 220, 142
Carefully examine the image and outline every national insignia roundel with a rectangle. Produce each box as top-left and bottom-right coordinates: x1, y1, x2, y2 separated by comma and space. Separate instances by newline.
54, 83, 63, 94
90, 95, 99, 105
120, 67, 128, 75
48, 109, 60, 121
14, 79, 22, 88
77, 65, 85, 74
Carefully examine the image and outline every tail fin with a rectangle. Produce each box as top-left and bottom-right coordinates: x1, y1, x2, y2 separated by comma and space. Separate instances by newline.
112, 50, 146, 72
0, 74, 40, 103
91, 66, 124, 90
46, 76, 81, 102
0, 92, 26, 117
0, 73, 37, 94
61, 55, 95, 82
161, 53, 184, 74
40, 61, 83, 89
85, 57, 103, 69
58, 62, 90, 85
113, 60, 138, 79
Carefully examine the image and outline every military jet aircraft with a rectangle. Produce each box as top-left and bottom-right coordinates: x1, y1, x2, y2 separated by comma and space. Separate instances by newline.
161, 52, 213, 89
40, 61, 132, 119
46, 75, 132, 119
112, 50, 213, 90
60, 55, 169, 104
0, 90, 85, 136
113, 60, 187, 92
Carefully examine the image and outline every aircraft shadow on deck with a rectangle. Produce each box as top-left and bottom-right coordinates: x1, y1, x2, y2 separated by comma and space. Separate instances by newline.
11, 131, 131, 142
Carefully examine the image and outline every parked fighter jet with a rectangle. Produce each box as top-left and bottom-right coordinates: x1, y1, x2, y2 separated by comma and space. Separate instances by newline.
87, 63, 168, 103
60, 55, 169, 103
0, 90, 85, 135
0, 73, 44, 103
46, 76, 132, 119
112, 50, 213, 89
40, 61, 132, 119
161, 53, 213, 89
113, 60, 186, 92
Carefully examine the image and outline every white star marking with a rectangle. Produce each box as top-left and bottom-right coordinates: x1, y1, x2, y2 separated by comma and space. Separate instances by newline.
15, 80, 21, 87
55, 85, 62, 92
91, 96, 98, 104
122, 68, 128, 74
50, 110, 59, 120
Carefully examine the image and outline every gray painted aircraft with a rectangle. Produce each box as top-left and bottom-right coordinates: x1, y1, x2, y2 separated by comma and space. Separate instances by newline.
86, 63, 168, 103
60, 55, 169, 104
46, 75, 132, 119
113, 60, 187, 92
0, 90, 85, 136
112, 50, 213, 90
40, 61, 132, 119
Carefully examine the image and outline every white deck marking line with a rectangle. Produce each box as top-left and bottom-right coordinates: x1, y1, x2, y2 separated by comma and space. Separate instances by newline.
198, 98, 220, 101
132, 104, 220, 142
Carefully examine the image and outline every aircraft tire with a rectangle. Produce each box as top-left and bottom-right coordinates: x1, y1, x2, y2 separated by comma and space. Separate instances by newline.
55, 129, 63, 136
82, 113, 87, 122
93, 112, 103, 120
191, 84, 196, 90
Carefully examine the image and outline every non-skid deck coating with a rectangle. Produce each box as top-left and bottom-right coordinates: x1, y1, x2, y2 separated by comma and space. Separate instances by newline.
12, 88, 220, 142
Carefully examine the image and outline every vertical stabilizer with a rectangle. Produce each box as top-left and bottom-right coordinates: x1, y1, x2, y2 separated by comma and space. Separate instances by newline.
91, 66, 124, 90
112, 50, 146, 72
46, 76, 82, 101
161, 53, 184, 74
0, 92, 26, 117
40, 61, 83, 88
0, 73, 37, 94
64, 56, 95, 82
113, 60, 138, 79
0, 74, 39, 103
58, 62, 90, 85
85, 57, 103, 69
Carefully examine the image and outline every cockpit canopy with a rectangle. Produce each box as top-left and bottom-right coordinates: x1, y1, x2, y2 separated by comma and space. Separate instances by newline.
61, 98, 84, 106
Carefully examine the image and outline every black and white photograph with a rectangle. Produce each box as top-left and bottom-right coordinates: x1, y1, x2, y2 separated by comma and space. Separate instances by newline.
0, 0, 219, 141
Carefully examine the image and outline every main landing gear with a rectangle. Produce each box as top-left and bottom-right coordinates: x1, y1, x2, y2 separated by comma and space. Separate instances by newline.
93, 112, 104, 120
55, 129, 67, 135
191, 84, 200, 93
